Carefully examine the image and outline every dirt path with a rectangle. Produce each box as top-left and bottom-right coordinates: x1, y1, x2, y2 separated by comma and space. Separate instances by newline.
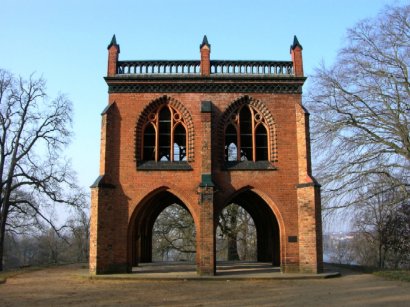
0, 264, 409, 306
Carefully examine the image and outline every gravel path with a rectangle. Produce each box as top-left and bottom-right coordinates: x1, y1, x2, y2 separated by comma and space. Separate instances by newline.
0, 264, 409, 306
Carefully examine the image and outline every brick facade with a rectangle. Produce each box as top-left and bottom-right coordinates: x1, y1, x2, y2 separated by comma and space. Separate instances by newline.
90, 35, 323, 275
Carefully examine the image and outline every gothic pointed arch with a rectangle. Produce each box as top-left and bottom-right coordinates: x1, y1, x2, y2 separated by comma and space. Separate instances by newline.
219, 95, 277, 163
135, 95, 194, 162
216, 187, 282, 266
127, 186, 198, 266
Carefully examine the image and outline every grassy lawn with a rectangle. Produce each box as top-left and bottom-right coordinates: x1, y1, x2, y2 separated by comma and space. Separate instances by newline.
328, 263, 410, 282
374, 270, 410, 282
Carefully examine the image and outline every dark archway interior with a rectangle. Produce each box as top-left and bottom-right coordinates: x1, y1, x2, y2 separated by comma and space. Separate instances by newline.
130, 189, 279, 270
220, 190, 280, 266
131, 191, 193, 266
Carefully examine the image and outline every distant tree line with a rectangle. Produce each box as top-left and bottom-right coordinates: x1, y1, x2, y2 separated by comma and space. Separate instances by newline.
3, 209, 89, 269
324, 182, 410, 269
323, 175, 410, 270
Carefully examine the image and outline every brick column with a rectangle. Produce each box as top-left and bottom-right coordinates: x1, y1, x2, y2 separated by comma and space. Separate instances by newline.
89, 186, 99, 274
297, 184, 323, 273
295, 103, 323, 273
90, 103, 114, 274
90, 102, 128, 274
197, 101, 216, 275
89, 179, 116, 274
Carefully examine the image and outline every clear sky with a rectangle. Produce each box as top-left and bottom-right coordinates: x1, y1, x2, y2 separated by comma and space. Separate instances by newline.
0, 0, 406, 215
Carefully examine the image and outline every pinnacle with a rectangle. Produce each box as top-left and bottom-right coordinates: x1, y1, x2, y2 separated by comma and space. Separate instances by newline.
200, 35, 211, 49
107, 34, 120, 50
291, 35, 303, 50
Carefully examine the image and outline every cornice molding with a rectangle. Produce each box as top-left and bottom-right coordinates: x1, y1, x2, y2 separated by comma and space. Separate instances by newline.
108, 82, 303, 94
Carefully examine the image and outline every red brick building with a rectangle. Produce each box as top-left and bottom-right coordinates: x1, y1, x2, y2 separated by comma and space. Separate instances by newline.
90, 35, 323, 275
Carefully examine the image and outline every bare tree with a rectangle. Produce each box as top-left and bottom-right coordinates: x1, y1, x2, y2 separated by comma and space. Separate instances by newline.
151, 203, 257, 262
307, 5, 410, 210
3, 231, 41, 268
0, 69, 85, 271
349, 232, 379, 267
36, 225, 68, 265
217, 204, 257, 261
66, 209, 90, 263
353, 179, 409, 269
218, 204, 240, 261
385, 203, 410, 269
152, 204, 196, 262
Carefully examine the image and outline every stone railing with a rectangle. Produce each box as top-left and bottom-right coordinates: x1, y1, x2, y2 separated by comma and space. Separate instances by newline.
117, 60, 294, 76
117, 61, 200, 75
210, 60, 293, 75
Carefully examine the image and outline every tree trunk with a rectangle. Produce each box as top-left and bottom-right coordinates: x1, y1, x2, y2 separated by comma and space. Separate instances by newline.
0, 214, 7, 271
227, 234, 240, 261
227, 206, 240, 261
243, 216, 248, 260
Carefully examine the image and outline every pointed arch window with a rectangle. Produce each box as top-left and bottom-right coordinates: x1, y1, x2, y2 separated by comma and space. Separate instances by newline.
142, 105, 187, 162
224, 105, 269, 162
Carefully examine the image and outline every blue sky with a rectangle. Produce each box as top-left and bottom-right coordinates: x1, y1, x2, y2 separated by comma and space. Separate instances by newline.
0, 0, 406, 203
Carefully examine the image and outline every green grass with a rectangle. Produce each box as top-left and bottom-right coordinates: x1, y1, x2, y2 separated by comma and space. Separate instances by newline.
328, 263, 410, 281
374, 270, 410, 282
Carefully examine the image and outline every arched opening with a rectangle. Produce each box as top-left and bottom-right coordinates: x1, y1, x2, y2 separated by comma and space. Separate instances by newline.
136, 95, 195, 162
216, 204, 257, 261
173, 124, 187, 161
152, 204, 196, 262
216, 189, 280, 273
219, 95, 278, 164
129, 190, 196, 270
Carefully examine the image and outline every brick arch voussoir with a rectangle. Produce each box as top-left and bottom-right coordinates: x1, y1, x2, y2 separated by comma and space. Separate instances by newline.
135, 95, 195, 162
218, 95, 277, 163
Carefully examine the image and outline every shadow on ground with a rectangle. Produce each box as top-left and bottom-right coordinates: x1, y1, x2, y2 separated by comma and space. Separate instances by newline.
131, 261, 335, 278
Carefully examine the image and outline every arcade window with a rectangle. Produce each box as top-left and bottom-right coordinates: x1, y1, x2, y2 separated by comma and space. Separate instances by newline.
142, 105, 187, 162
225, 105, 269, 162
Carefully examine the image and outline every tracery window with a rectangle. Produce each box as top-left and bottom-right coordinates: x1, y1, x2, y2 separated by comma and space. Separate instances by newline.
142, 105, 187, 161
225, 105, 269, 162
